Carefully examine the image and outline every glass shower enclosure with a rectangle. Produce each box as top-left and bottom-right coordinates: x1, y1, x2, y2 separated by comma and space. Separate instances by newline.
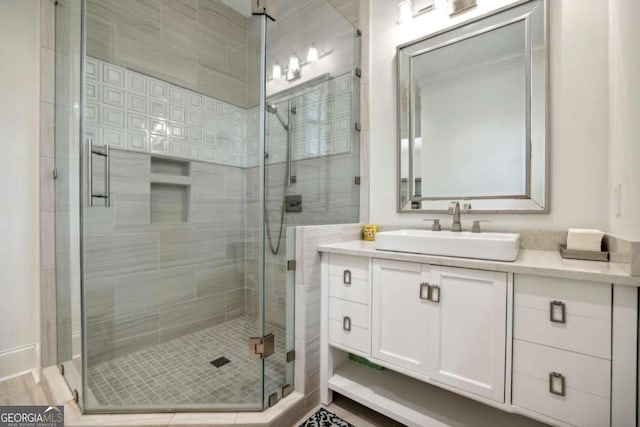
54, 0, 360, 412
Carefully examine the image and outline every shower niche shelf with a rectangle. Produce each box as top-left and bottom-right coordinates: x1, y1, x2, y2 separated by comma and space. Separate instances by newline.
150, 156, 190, 176
150, 182, 190, 224
149, 156, 191, 224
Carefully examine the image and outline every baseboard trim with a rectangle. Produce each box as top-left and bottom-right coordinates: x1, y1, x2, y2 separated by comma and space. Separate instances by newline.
0, 344, 39, 381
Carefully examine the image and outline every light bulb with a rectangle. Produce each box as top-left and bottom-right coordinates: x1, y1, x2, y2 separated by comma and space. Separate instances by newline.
289, 54, 300, 72
272, 63, 282, 79
398, 0, 413, 24
307, 44, 319, 63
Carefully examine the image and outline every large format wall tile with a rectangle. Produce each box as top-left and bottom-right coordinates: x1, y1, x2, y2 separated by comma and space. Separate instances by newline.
115, 267, 196, 316
159, 229, 226, 268
225, 289, 245, 319
87, 312, 160, 364
84, 232, 159, 279
158, 293, 226, 331
86, 288, 115, 325
196, 261, 244, 297
86, 0, 249, 107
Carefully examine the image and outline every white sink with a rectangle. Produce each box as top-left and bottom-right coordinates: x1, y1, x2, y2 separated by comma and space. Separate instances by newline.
375, 229, 520, 262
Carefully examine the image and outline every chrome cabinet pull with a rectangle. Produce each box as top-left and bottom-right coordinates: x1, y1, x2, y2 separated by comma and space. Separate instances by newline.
549, 372, 566, 396
550, 300, 566, 323
87, 138, 111, 207
419, 282, 431, 300
343, 269, 351, 285
343, 316, 351, 331
430, 285, 441, 303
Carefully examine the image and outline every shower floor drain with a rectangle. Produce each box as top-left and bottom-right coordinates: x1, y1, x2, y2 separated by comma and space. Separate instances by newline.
210, 357, 231, 368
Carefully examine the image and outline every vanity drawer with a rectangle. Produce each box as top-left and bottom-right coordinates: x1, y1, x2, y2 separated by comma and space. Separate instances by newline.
328, 298, 369, 354
514, 275, 611, 320
512, 340, 610, 427
514, 275, 612, 359
328, 273, 369, 305
514, 306, 611, 359
329, 254, 369, 282
328, 298, 369, 329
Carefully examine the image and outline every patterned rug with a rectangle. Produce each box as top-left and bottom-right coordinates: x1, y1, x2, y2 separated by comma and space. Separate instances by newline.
299, 408, 355, 427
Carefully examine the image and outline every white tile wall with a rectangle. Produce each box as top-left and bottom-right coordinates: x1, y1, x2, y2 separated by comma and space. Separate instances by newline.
248, 73, 356, 167
86, 57, 247, 167
87, 57, 356, 169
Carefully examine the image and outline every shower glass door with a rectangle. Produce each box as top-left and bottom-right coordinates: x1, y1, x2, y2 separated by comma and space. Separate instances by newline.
262, 0, 361, 406
55, 0, 84, 404
55, 0, 359, 414
65, 0, 269, 412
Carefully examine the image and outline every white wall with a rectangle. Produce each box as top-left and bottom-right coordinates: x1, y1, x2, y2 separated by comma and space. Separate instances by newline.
608, 0, 640, 240
369, 0, 610, 231
0, 0, 41, 378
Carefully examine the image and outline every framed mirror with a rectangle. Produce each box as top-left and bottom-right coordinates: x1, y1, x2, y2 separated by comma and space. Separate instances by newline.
398, 0, 548, 213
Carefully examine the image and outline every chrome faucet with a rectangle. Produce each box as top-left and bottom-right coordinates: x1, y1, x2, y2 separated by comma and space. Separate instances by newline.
448, 201, 462, 232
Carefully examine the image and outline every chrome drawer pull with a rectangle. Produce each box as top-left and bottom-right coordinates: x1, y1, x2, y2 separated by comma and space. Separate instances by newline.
343, 316, 351, 331
549, 372, 566, 396
550, 300, 566, 323
430, 285, 441, 303
419, 282, 431, 300
343, 269, 351, 285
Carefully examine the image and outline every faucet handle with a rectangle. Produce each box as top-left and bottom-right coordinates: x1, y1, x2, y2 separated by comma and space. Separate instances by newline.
471, 220, 492, 233
423, 218, 442, 231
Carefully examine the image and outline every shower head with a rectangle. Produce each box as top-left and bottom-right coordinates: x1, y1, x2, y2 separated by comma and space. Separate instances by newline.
267, 103, 289, 131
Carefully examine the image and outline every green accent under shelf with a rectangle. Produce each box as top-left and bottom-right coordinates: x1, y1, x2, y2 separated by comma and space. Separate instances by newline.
348, 353, 385, 371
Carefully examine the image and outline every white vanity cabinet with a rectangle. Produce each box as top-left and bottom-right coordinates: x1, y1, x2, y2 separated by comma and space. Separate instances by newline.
371, 259, 507, 401
320, 248, 637, 427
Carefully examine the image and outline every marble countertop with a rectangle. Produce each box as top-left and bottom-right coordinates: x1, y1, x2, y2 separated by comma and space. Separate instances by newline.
318, 240, 640, 286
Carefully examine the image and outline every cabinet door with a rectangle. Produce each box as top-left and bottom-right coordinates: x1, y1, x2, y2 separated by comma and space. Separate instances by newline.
371, 259, 430, 374
428, 266, 507, 402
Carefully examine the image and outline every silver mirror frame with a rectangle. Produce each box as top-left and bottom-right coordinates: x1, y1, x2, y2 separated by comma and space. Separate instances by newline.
397, 0, 549, 214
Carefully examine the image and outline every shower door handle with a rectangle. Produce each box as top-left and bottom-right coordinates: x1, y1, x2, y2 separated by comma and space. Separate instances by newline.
87, 138, 111, 207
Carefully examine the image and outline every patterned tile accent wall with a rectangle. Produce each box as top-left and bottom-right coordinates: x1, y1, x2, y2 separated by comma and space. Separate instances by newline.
85, 57, 247, 167
247, 73, 356, 167
86, 57, 355, 170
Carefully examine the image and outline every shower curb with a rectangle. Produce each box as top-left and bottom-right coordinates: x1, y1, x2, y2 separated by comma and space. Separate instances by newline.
41, 366, 316, 427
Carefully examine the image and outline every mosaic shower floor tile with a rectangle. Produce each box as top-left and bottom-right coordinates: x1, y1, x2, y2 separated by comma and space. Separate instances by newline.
87, 315, 288, 407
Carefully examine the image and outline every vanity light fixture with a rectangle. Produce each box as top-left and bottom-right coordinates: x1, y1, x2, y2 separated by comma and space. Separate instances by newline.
288, 54, 300, 72
448, 0, 477, 15
398, 0, 435, 24
398, 0, 413, 24
286, 54, 301, 81
272, 63, 282, 79
307, 44, 319, 63
269, 47, 331, 83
